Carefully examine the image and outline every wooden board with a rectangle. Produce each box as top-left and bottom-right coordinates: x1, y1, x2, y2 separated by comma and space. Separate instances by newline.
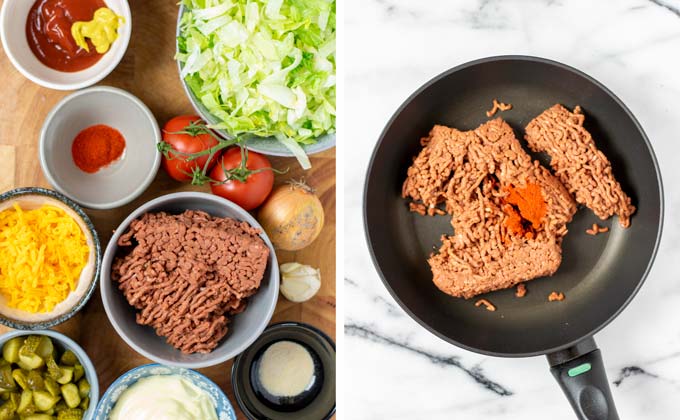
0, 1, 336, 418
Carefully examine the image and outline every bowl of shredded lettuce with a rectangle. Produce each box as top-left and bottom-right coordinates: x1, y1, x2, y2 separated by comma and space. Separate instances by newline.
176, 0, 336, 168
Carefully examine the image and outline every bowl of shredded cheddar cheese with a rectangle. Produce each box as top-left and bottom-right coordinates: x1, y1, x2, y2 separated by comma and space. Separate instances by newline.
0, 187, 101, 329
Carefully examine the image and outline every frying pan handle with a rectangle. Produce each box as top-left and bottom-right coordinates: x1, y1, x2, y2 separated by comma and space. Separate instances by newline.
547, 338, 619, 420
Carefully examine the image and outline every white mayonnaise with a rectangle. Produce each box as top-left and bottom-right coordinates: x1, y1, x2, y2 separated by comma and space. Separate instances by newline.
109, 375, 218, 420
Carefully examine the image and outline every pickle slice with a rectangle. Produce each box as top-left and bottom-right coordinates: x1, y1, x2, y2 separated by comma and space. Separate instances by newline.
76, 379, 89, 399
0, 398, 16, 420
2, 338, 24, 364
0, 364, 15, 391
12, 370, 28, 390
44, 378, 60, 398
35, 337, 54, 360
58, 351, 77, 367
27, 370, 45, 391
60, 384, 79, 409
21, 414, 55, 420
17, 389, 34, 414
33, 390, 60, 411
72, 365, 84, 383
57, 408, 83, 420
46, 357, 61, 381
56, 367, 73, 385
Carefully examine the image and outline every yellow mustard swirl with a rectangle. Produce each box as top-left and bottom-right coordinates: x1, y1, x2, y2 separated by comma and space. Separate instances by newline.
71, 8, 124, 54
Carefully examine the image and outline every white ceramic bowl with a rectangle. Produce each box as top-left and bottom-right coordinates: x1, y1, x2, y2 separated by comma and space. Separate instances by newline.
0, 0, 131, 90
39, 86, 161, 210
101, 192, 279, 369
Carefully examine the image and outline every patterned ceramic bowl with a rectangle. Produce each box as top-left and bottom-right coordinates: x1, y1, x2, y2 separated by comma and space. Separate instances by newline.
95, 364, 236, 420
0, 187, 101, 329
0, 330, 99, 420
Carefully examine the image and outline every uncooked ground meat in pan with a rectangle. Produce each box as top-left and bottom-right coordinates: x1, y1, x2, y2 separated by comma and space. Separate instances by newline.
402, 119, 577, 299
111, 210, 269, 354
524, 104, 636, 227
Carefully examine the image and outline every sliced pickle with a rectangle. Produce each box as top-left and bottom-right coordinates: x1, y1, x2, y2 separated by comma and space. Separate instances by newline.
56, 367, 73, 386
60, 384, 79, 409
72, 365, 84, 383
57, 408, 83, 420
33, 390, 60, 411
58, 351, 77, 367
44, 378, 60, 398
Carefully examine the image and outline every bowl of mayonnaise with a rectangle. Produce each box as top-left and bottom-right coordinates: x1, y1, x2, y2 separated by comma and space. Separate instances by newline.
94, 364, 236, 420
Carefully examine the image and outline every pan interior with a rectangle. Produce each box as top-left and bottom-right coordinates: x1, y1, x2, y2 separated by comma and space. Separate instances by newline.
364, 57, 662, 356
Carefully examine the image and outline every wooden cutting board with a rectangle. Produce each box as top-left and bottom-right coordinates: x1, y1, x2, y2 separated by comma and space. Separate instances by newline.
0, 1, 336, 418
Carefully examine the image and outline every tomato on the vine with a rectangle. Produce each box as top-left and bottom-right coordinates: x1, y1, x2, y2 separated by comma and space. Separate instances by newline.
209, 147, 274, 210
160, 115, 219, 182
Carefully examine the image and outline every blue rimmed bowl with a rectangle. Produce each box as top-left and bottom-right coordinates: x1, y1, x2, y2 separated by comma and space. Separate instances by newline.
0, 187, 101, 329
0, 330, 99, 420
95, 364, 237, 420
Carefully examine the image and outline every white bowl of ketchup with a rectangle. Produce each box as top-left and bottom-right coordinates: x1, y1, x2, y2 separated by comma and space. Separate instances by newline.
0, 0, 131, 91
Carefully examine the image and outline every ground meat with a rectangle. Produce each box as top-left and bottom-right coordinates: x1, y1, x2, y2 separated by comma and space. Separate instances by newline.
475, 298, 496, 311
409, 202, 427, 216
486, 99, 512, 117
111, 210, 269, 354
586, 223, 609, 235
525, 104, 636, 227
403, 119, 577, 299
548, 291, 565, 301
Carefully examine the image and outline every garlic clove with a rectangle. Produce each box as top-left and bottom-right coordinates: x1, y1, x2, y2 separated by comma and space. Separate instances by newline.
280, 263, 321, 302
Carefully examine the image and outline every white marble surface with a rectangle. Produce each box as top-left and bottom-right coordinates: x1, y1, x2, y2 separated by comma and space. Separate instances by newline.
344, 0, 680, 418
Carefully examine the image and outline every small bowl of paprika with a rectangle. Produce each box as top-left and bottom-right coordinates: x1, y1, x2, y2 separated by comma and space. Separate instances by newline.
39, 86, 161, 210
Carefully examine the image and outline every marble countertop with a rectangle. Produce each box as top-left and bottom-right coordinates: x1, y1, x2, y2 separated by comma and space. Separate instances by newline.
344, 0, 680, 418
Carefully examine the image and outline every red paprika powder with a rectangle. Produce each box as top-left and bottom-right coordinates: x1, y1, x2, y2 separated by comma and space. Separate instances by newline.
71, 124, 126, 173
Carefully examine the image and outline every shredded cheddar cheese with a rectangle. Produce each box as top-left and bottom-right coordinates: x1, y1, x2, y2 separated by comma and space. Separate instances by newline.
0, 204, 89, 313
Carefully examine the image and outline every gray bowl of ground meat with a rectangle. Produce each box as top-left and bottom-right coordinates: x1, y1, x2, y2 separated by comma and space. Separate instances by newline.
100, 192, 279, 369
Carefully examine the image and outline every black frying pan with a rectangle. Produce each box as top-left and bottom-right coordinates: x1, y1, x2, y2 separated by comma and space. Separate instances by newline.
363, 56, 663, 420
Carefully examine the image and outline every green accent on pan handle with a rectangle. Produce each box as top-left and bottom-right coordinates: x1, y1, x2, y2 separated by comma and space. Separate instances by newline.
568, 363, 592, 377
547, 337, 619, 420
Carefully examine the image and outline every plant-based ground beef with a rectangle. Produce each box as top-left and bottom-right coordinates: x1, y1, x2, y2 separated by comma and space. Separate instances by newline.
525, 104, 636, 227
111, 210, 269, 354
402, 119, 577, 299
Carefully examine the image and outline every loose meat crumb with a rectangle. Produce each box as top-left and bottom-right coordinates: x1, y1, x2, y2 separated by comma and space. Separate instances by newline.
586, 223, 609, 235
486, 99, 513, 117
475, 298, 496, 311
515, 283, 527, 297
409, 202, 427, 216
111, 210, 269, 354
548, 291, 565, 302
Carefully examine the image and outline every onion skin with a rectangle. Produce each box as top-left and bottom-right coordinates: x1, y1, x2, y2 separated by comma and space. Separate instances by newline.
258, 183, 325, 251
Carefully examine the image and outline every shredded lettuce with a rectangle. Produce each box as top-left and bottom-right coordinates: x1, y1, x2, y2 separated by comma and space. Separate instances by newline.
177, 0, 336, 164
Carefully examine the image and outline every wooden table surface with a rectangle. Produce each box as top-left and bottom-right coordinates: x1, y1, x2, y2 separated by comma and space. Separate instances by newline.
0, 1, 336, 418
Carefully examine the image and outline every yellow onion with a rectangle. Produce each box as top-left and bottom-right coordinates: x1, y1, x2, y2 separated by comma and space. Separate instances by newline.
258, 181, 324, 251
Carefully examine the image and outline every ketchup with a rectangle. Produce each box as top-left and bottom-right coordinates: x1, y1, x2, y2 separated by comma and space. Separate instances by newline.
26, 0, 107, 72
